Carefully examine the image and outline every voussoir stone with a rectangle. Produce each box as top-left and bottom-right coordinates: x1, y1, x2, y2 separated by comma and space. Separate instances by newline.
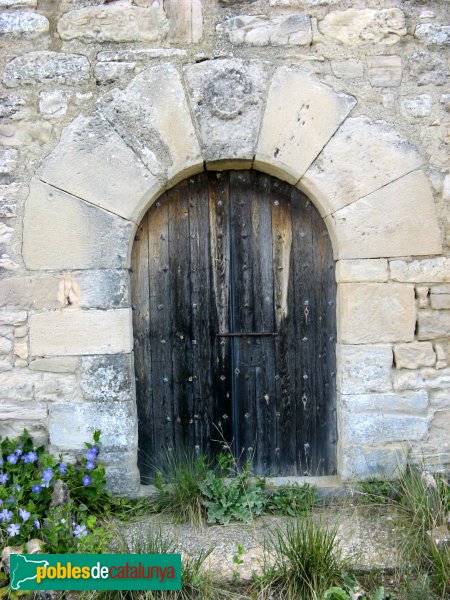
57, 4, 169, 43
327, 170, 442, 259
338, 283, 415, 344
337, 344, 393, 394
184, 59, 268, 165
217, 14, 312, 46
301, 117, 422, 216
29, 308, 132, 356
39, 115, 157, 222
394, 342, 436, 369
390, 258, 450, 283
255, 66, 356, 186
0, 11, 48, 37
23, 179, 133, 270
3, 52, 90, 87
98, 64, 202, 195
318, 8, 406, 45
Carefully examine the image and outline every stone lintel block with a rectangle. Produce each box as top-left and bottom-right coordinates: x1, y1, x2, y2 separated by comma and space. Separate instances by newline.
335, 259, 388, 283
29, 309, 132, 356
98, 64, 202, 201
23, 180, 133, 271
430, 294, 450, 310
337, 344, 393, 394
418, 310, 450, 340
339, 444, 407, 480
29, 357, 79, 373
57, 4, 169, 43
394, 342, 436, 369
255, 67, 356, 187
367, 55, 402, 87
339, 391, 428, 415
39, 115, 158, 222
184, 59, 269, 164
390, 258, 450, 283
338, 283, 415, 344
339, 411, 428, 445
301, 117, 422, 216
327, 170, 442, 259
49, 401, 137, 452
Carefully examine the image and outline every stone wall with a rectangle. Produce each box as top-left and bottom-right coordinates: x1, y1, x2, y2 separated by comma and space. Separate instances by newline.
0, 0, 448, 492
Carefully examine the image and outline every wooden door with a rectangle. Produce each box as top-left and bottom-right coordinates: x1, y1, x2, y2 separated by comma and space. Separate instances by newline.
131, 170, 336, 481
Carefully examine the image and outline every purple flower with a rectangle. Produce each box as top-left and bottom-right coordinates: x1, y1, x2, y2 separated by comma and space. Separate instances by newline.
0, 456, 3, 467
73, 524, 87, 539
18, 508, 30, 522
41, 467, 54, 487
58, 463, 67, 475
85, 447, 99, 462
82, 475, 91, 486
0, 473, 8, 484
6, 454, 18, 465
0, 499, 2, 506
23, 451, 38, 464
12, 484, 21, 493
14, 449, 23, 457
86, 461, 95, 471
7, 523, 20, 537
34, 519, 40, 530
32, 484, 42, 494
0, 509, 13, 523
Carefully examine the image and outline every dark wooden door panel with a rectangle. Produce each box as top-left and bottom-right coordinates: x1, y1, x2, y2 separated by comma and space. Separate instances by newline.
131, 170, 336, 481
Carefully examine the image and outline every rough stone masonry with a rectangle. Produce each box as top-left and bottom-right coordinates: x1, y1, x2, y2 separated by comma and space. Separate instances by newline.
0, 0, 449, 493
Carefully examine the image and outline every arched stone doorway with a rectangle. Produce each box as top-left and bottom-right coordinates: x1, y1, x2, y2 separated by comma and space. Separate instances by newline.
131, 170, 336, 480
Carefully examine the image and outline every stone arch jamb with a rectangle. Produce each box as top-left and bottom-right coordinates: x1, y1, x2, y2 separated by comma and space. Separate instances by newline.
22, 61, 442, 492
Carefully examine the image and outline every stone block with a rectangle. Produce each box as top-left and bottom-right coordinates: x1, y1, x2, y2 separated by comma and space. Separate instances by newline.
337, 344, 393, 394
29, 357, 78, 373
430, 391, 450, 409
339, 411, 428, 445
0, 276, 60, 310
430, 294, 450, 310
34, 374, 80, 403
367, 55, 402, 87
335, 259, 388, 283
94, 62, 136, 85
0, 401, 47, 421
301, 117, 422, 216
14, 342, 28, 360
338, 283, 415, 344
0, 223, 14, 245
270, 0, 339, 4
98, 64, 202, 195
432, 285, 450, 294
415, 23, 450, 46
400, 95, 432, 118
255, 66, 356, 185
418, 311, 450, 340
0, 11, 48, 37
0, 359, 12, 372
0, 422, 48, 446
390, 258, 450, 283
318, 9, 406, 45
38, 91, 68, 118
57, 4, 169, 43
165, 0, 202, 43
80, 354, 134, 403
65, 270, 129, 310
49, 401, 136, 452
39, 116, 157, 222
327, 170, 442, 259
217, 14, 312, 46
330, 59, 364, 79
393, 367, 450, 391
339, 444, 407, 480
340, 391, 428, 415
0, 336, 13, 354
184, 59, 268, 164
29, 309, 132, 356
0, 0, 37, 6
96, 49, 187, 62
394, 342, 436, 369
23, 180, 133, 270
3, 52, 90, 87
0, 310, 27, 326
0, 373, 34, 400
409, 52, 448, 87
0, 148, 18, 174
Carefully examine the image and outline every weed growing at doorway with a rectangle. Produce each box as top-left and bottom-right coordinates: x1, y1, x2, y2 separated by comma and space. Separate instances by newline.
266, 482, 320, 516
254, 518, 351, 600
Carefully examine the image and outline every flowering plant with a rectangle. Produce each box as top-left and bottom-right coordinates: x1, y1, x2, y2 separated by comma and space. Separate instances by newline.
0, 429, 109, 552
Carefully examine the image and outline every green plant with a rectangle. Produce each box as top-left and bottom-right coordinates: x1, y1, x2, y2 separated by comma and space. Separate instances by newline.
199, 453, 265, 525
324, 585, 386, 600
255, 518, 351, 600
357, 480, 400, 505
266, 483, 320, 516
154, 450, 210, 526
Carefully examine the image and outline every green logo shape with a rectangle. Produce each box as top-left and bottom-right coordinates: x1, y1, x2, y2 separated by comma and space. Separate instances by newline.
10, 554, 181, 591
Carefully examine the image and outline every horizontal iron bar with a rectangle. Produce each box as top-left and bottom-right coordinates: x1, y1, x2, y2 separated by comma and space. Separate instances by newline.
216, 332, 278, 337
